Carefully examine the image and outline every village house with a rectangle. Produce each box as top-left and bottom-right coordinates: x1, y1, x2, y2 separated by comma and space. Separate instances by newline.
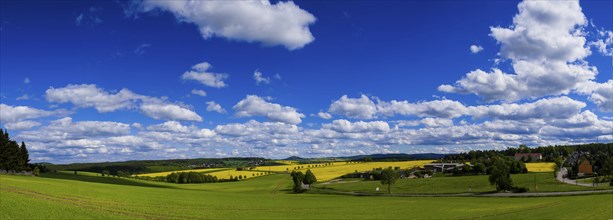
578, 159, 593, 176
513, 153, 542, 162
423, 163, 465, 173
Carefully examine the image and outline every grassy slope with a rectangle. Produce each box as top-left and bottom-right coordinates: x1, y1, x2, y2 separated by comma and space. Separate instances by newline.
2, 172, 612, 219
314, 172, 611, 194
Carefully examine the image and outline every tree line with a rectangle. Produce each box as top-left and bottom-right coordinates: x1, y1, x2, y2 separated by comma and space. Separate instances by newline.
0, 130, 31, 172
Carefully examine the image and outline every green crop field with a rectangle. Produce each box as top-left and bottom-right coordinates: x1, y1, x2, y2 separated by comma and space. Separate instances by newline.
2, 172, 612, 219
314, 172, 611, 194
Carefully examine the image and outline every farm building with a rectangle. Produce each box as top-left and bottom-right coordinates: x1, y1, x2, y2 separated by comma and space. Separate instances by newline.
423, 163, 465, 173
578, 159, 593, 176
513, 153, 542, 162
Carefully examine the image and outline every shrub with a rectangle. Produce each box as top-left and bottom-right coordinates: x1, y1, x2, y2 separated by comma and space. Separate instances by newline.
512, 187, 529, 193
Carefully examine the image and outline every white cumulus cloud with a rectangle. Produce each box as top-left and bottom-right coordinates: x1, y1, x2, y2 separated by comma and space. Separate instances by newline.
206, 101, 226, 114
181, 62, 228, 88
328, 95, 378, 119
253, 70, 271, 85
45, 84, 142, 112
470, 45, 483, 53
191, 89, 207, 97
140, 0, 316, 50
140, 103, 202, 122
233, 95, 304, 124
439, 0, 598, 102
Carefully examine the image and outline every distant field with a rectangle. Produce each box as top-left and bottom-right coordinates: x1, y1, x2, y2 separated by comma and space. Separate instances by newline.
1, 173, 611, 219
136, 168, 229, 177
525, 162, 556, 172
207, 169, 271, 180
314, 172, 611, 194
254, 160, 434, 181
273, 160, 299, 165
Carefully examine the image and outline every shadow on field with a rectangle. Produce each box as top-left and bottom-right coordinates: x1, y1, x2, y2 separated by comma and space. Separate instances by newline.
41, 172, 175, 189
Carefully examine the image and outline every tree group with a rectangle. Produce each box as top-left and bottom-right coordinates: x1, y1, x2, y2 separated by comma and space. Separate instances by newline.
0, 130, 30, 172
291, 169, 317, 193
166, 171, 218, 184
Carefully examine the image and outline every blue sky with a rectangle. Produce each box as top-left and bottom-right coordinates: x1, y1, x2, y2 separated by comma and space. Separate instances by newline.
1, 0, 612, 163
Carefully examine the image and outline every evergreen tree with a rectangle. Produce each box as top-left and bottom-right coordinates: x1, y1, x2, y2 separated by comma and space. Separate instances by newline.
0, 130, 30, 172
19, 142, 30, 171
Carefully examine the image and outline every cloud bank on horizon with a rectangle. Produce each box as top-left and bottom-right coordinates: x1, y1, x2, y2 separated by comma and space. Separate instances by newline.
0, 0, 612, 163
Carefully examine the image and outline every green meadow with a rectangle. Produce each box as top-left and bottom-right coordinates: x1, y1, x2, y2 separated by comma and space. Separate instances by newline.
1, 172, 612, 219
314, 172, 611, 194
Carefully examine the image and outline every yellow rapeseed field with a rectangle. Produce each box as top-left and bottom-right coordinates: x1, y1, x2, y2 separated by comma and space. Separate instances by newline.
136, 168, 227, 177
525, 162, 555, 172
255, 160, 434, 181
206, 170, 271, 180
137, 160, 434, 181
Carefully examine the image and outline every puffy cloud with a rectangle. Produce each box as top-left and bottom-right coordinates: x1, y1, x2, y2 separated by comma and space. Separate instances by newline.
377, 99, 469, 119
481, 119, 543, 135
140, 103, 202, 122
233, 95, 304, 124
470, 45, 483, 54
19, 117, 131, 141
468, 96, 586, 120
45, 84, 202, 121
492, 0, 589, 62
3, 120, 41, 130
439, 0, 598, 102
420, 118, 454, 127
24, 78, 30, 84
549, 110, 598, 128
437, 69, 523, 102
215, 120, 299, 136
140, 0, 316, 50
253, 70, 271, 85
191, 89, 207, 97
327, 95, 586, 121
181, 62, 228, 88
589, 30, 613, 57
322, 120, 390, 133
0, 104, 56, 123
328, 95, 377, 119
45, 84, 142, 112
317, 112, 332, 119
147, 121, 191, 133
576, 80, 613, 112
206, 101, 226, 114
540, 118, 613, 139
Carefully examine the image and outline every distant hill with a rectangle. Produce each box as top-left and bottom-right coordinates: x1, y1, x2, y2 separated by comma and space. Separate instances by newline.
284, 156, 305, 161
284, 153, 448, 161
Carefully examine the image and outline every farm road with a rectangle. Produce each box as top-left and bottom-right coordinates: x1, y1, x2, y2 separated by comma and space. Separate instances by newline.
556, 167, 602, 187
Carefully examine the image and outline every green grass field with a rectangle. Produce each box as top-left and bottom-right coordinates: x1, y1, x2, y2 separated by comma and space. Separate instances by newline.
1, 172, 612, 219
314, 172, 611, 194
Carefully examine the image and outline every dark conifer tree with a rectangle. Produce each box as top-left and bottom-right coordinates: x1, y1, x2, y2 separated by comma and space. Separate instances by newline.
0, 130, 31, 172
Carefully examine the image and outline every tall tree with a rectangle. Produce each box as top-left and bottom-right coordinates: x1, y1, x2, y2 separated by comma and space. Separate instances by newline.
290, 171, 305, 193
0, 129, 8, 170
19, 142, 30, 171
303, 169, 317, 185
0, 130, 30, 172
380, 166, 399, 194
488, 157, 513, 191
